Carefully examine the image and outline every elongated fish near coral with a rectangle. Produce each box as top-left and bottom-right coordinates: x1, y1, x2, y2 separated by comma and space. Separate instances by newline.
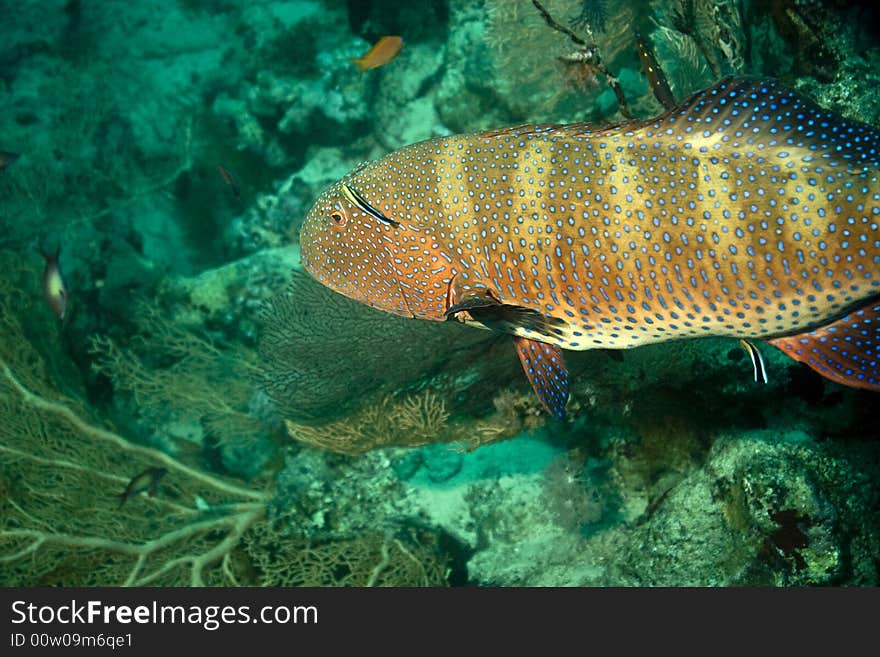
299, 77, 880, 418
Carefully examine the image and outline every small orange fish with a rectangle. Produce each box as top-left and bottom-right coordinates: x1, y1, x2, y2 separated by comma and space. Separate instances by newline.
351, 36, 404, 74
0, 151, 19, 171
40, 244, 68, 321
217, 164, 240, 198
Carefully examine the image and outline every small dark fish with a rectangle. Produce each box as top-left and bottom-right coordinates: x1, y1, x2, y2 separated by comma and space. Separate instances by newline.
351, 36, 404, 74
39, 244, 68, 321
117, 466, 168, 509
217, 164, 240, 198
635, 31, 676, 110
0, 151, 19, 171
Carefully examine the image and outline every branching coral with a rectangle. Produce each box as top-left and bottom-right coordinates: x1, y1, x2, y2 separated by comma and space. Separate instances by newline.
259, 270, 556, 455
0, 260, 462, 586
487, 0, 593, 117
0, 253, 464, 586
238, 519, 450, 587
486, 0, 653, 120
283, 390, 454, 455
650, 23, 714, 96
0, 271, 269, 586
389, 390, 451, 442
283, 385, 547, 455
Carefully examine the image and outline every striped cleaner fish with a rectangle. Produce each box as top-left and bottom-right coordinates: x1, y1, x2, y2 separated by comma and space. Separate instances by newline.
299, 77, 880, 419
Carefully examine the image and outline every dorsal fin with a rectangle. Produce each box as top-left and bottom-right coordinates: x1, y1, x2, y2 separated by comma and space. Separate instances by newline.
588, 77, 880, 167
477, 123, 570, 143
476, 78, 880, 169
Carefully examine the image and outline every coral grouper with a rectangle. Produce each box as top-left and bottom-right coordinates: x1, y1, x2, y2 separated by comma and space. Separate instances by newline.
299, 77, 880, 418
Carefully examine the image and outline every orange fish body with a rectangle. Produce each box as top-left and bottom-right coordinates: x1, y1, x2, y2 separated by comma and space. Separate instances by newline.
351, 36, 404, 73
299, 78, 880, 417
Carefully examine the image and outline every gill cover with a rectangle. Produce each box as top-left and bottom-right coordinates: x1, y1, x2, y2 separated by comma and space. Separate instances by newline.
298, 182, 413, 318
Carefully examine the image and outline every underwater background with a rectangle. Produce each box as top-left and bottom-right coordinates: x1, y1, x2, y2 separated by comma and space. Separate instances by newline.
1, 0, 879, 586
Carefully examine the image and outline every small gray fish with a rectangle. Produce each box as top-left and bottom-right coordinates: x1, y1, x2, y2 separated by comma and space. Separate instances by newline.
118, 467, 168, 509
40, 245, 68, 320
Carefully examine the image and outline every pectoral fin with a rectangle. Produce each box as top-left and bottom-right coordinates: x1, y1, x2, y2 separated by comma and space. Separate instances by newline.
442, 279, 571, 416
443, 277, 494, 316
513, 336, 569, 420
449, 297, 574, 345
444, 278, 573, 342
445, 293, 501, 317
472, 303, 570, 337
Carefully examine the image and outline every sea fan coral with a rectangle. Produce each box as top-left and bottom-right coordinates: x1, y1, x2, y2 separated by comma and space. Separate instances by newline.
0, 260, 269, 586
258, 270, 497, 422
89, 300, 269, 457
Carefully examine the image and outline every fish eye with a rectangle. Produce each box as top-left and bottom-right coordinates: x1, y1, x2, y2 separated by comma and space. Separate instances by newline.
330, 203, 348, 227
